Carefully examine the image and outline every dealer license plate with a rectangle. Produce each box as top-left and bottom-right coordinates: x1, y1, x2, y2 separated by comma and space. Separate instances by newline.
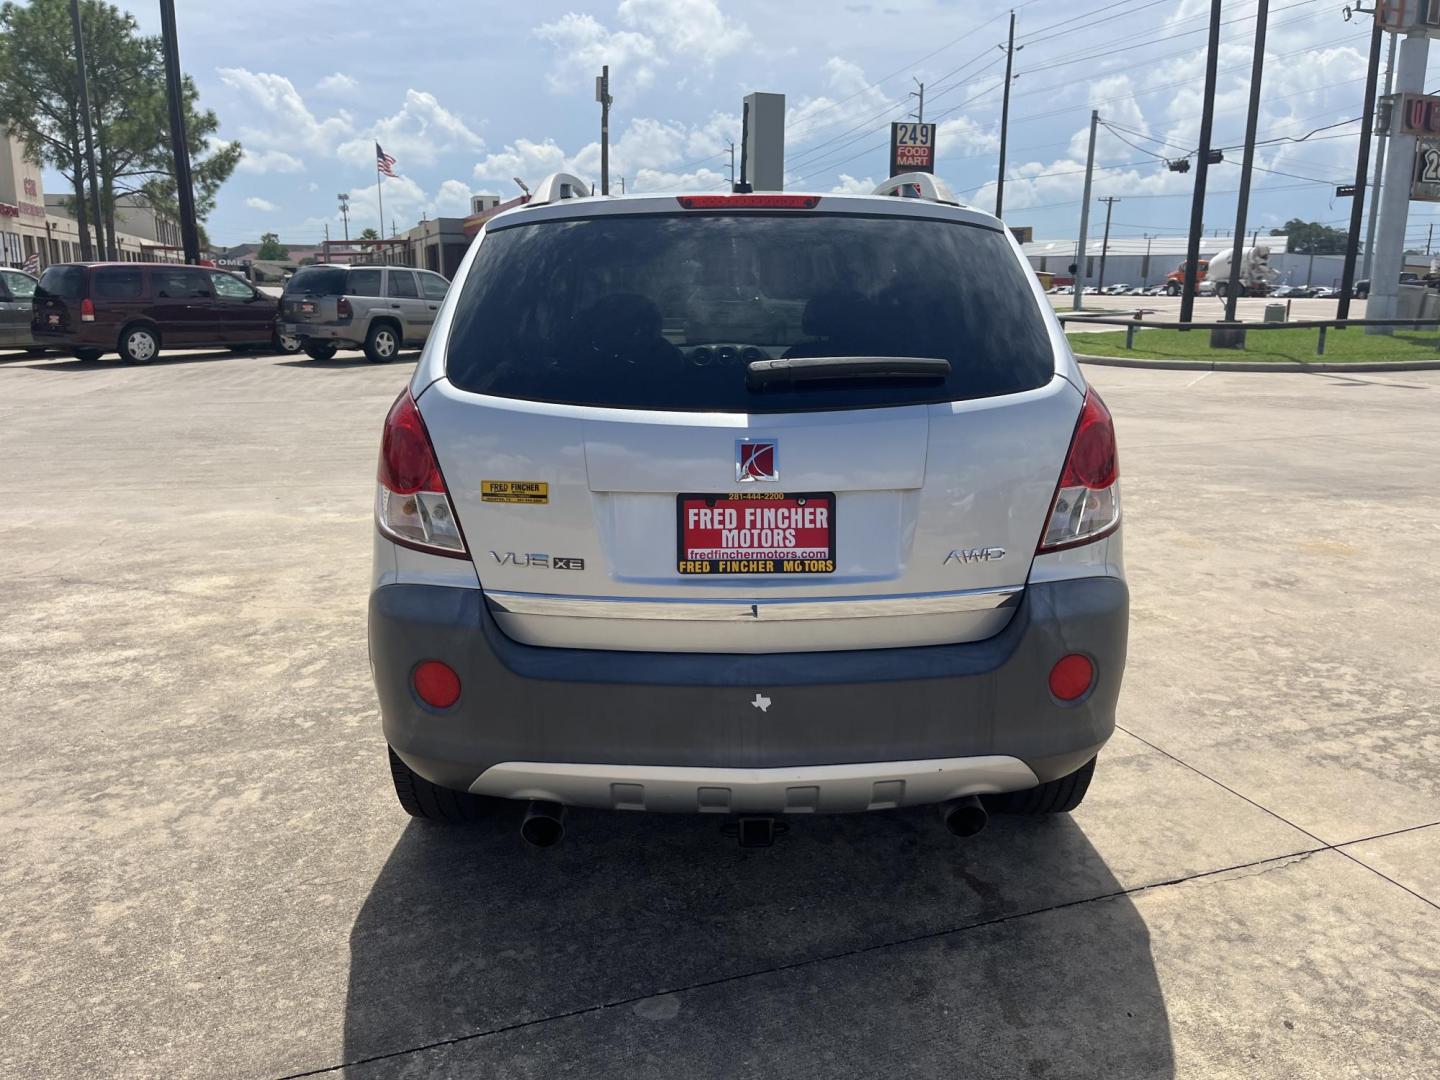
677, 492, 835, 575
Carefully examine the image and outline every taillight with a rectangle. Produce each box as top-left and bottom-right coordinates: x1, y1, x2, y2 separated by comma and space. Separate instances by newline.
80, 298, 95, 322
376, 390, 468, 558
337, 296, 352, 319
1038, 389, 1120, 552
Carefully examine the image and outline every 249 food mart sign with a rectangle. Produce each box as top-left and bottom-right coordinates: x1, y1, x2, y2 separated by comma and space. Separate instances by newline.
890, 122, 937, 174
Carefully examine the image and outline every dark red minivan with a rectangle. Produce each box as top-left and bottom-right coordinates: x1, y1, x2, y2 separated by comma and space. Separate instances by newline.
31, 263, 292, 364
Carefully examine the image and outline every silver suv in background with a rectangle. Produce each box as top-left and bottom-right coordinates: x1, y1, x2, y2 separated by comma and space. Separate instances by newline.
280, 264, 449, 363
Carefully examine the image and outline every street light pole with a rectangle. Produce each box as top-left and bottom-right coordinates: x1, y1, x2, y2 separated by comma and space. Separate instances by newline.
1223, 0, 1267, 322
1071, 110, 1099, 312
596, 66, 612, 196
158, 0, 200, 264
1180, 0, 1223, 325
995, 9, 1017, 220
1341, 22, 1385, 321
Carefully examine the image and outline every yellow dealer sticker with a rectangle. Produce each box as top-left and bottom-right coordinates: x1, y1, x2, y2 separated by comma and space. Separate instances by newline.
482, 480, 549, 505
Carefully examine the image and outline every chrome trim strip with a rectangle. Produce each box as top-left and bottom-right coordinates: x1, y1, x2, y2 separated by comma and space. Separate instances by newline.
469, 757, 1040, 813
483, 585, 1023, 622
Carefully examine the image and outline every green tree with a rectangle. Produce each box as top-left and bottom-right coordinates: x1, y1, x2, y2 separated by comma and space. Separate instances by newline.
256, 232, 288, 260
359, 227, 379, 240
0, 0, 239, 259
1270, 218, 1347, 255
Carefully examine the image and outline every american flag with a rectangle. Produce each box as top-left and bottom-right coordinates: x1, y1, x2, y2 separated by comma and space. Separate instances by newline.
22, 251, 39, 275
376, 142, 397, 178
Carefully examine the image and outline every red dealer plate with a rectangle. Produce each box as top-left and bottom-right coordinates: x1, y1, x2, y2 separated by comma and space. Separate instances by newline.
677, 492, 836, 575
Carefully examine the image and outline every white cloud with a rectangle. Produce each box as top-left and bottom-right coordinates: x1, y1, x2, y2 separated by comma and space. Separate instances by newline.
474, 138, 575, 187
316, 72, 359, 96
217, 68, 353, 155
307, 181, 319, 192
336, 89, 485, 169
245, 196, 277, 212
830, 174, 877, 194
535, 0, 748, 94
342, 177, 477, 224
237, 148, 304, 174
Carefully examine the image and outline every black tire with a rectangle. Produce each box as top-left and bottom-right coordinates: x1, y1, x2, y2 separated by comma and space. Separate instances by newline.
992, 757, 1096, 815
1164, 282, 1180, 296
118, 323, 161, 365
364, 320, 401, 364
388, 746, 496, 823
72, 347, 104, 362
303, 341, 338, 361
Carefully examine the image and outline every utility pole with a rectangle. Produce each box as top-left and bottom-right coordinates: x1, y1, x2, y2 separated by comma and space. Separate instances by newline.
727, 141, 736, 188
1180, 0, 1223, 325
1223, 0, 1267, 323
158, 0, 200, 264
618, 177, 626, 194
1363, 24, 1426, 333
1428, 222, 1434, 255
1072, 110, 1099, 312
337, 193, 350, 242
69, 0, 105, 260
1341, 22, 1384, 320
1143, 233, 1154, 285
995, 9, 1018, 220
596, 65, 612, 196
1096, 196, 1120, 291
1363, 31, 1398, 281
910, 77, 925, 122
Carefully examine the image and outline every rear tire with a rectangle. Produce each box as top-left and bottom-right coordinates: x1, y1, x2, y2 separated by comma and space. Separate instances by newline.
388, 746, 496, 823
72, 347, 104, 362
272, 328, 301, 354
303, 341, 338, 361
992, 757, 1096, 815
364, 321, 400, 363
119, 324, 160, 365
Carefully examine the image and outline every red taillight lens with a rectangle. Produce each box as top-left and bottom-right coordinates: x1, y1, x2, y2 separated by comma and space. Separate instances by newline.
80, 297, 95, 322
1049, 654, 1095, 702
413, 660, 461, 708
1038, 389, 1121, 552
337, 296, 352, 318
379, 391, 444, 495
376, 390, 467, 557
676, 194, 820, 209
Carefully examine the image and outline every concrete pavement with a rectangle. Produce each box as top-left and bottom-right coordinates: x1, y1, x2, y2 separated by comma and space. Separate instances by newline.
1, 348, 1437, 1078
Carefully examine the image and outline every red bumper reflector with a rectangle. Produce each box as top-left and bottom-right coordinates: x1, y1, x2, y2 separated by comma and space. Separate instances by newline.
676, 194, 820, 209
1048, 654, 1094, 702
413, 660, 461, 708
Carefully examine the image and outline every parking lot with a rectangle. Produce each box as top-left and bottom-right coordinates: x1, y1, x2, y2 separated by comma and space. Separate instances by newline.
3, 347, 1438, 1078
1052, 294, 1370, 325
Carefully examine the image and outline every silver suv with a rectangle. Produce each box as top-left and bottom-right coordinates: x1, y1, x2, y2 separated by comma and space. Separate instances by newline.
368, 174, 1127, 847
280, 264, 449, 363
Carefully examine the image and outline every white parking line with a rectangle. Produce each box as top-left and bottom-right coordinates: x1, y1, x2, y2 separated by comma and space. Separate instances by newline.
1185, 370, 1213, 388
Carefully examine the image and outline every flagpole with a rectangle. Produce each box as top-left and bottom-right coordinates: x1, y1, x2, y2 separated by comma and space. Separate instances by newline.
376, 153, 385, 258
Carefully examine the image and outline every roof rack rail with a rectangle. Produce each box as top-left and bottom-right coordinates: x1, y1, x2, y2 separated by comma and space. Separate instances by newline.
871, 172, 961, 205
528, 171, 594, 207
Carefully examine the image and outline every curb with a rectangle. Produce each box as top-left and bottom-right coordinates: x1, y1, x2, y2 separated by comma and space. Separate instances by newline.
1074, 353, 1440, 373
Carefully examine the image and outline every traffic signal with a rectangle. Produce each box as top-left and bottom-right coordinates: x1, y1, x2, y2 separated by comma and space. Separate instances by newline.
1167, 158, 1191, 173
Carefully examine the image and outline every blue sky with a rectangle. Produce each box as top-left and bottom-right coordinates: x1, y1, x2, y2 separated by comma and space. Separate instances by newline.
109, 0, 1440, 252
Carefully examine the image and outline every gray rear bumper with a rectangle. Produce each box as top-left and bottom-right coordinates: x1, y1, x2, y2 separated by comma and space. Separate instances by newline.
370, 576, 1128, 802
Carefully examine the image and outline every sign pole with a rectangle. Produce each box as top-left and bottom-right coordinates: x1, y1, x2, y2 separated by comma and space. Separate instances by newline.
1367, 31, 1430, 333
1340, 22, 1384, 321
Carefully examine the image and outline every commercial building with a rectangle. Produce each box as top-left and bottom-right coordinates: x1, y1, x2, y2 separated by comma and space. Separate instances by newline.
2, 126, 180, 269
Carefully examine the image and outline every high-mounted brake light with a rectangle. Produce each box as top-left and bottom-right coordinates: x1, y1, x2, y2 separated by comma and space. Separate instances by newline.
80, 298, 95, 322
376, 390, 468, 558
676, 194, 821, 209
1037, 389, 1120, 553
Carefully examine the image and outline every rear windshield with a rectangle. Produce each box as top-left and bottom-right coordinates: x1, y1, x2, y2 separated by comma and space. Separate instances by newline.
444, 212, 1055, 412
284, 267, 347, 296
36, 265, 86, 300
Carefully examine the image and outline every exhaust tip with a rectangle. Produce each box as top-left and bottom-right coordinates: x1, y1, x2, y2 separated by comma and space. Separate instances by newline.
942, 795, 989, 838
520, 801, 566, 848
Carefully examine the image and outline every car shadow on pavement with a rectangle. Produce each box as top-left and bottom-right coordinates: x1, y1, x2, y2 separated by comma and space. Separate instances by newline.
276, 353, 419, 370
341, 806, 1174, 1077
18, 349, 289, 370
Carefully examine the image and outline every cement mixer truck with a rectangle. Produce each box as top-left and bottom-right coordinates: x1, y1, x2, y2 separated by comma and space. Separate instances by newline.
1205, 244, 1279, 298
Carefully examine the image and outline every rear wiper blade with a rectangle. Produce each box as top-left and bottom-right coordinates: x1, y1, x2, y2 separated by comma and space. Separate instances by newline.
746, 355, 951, 388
